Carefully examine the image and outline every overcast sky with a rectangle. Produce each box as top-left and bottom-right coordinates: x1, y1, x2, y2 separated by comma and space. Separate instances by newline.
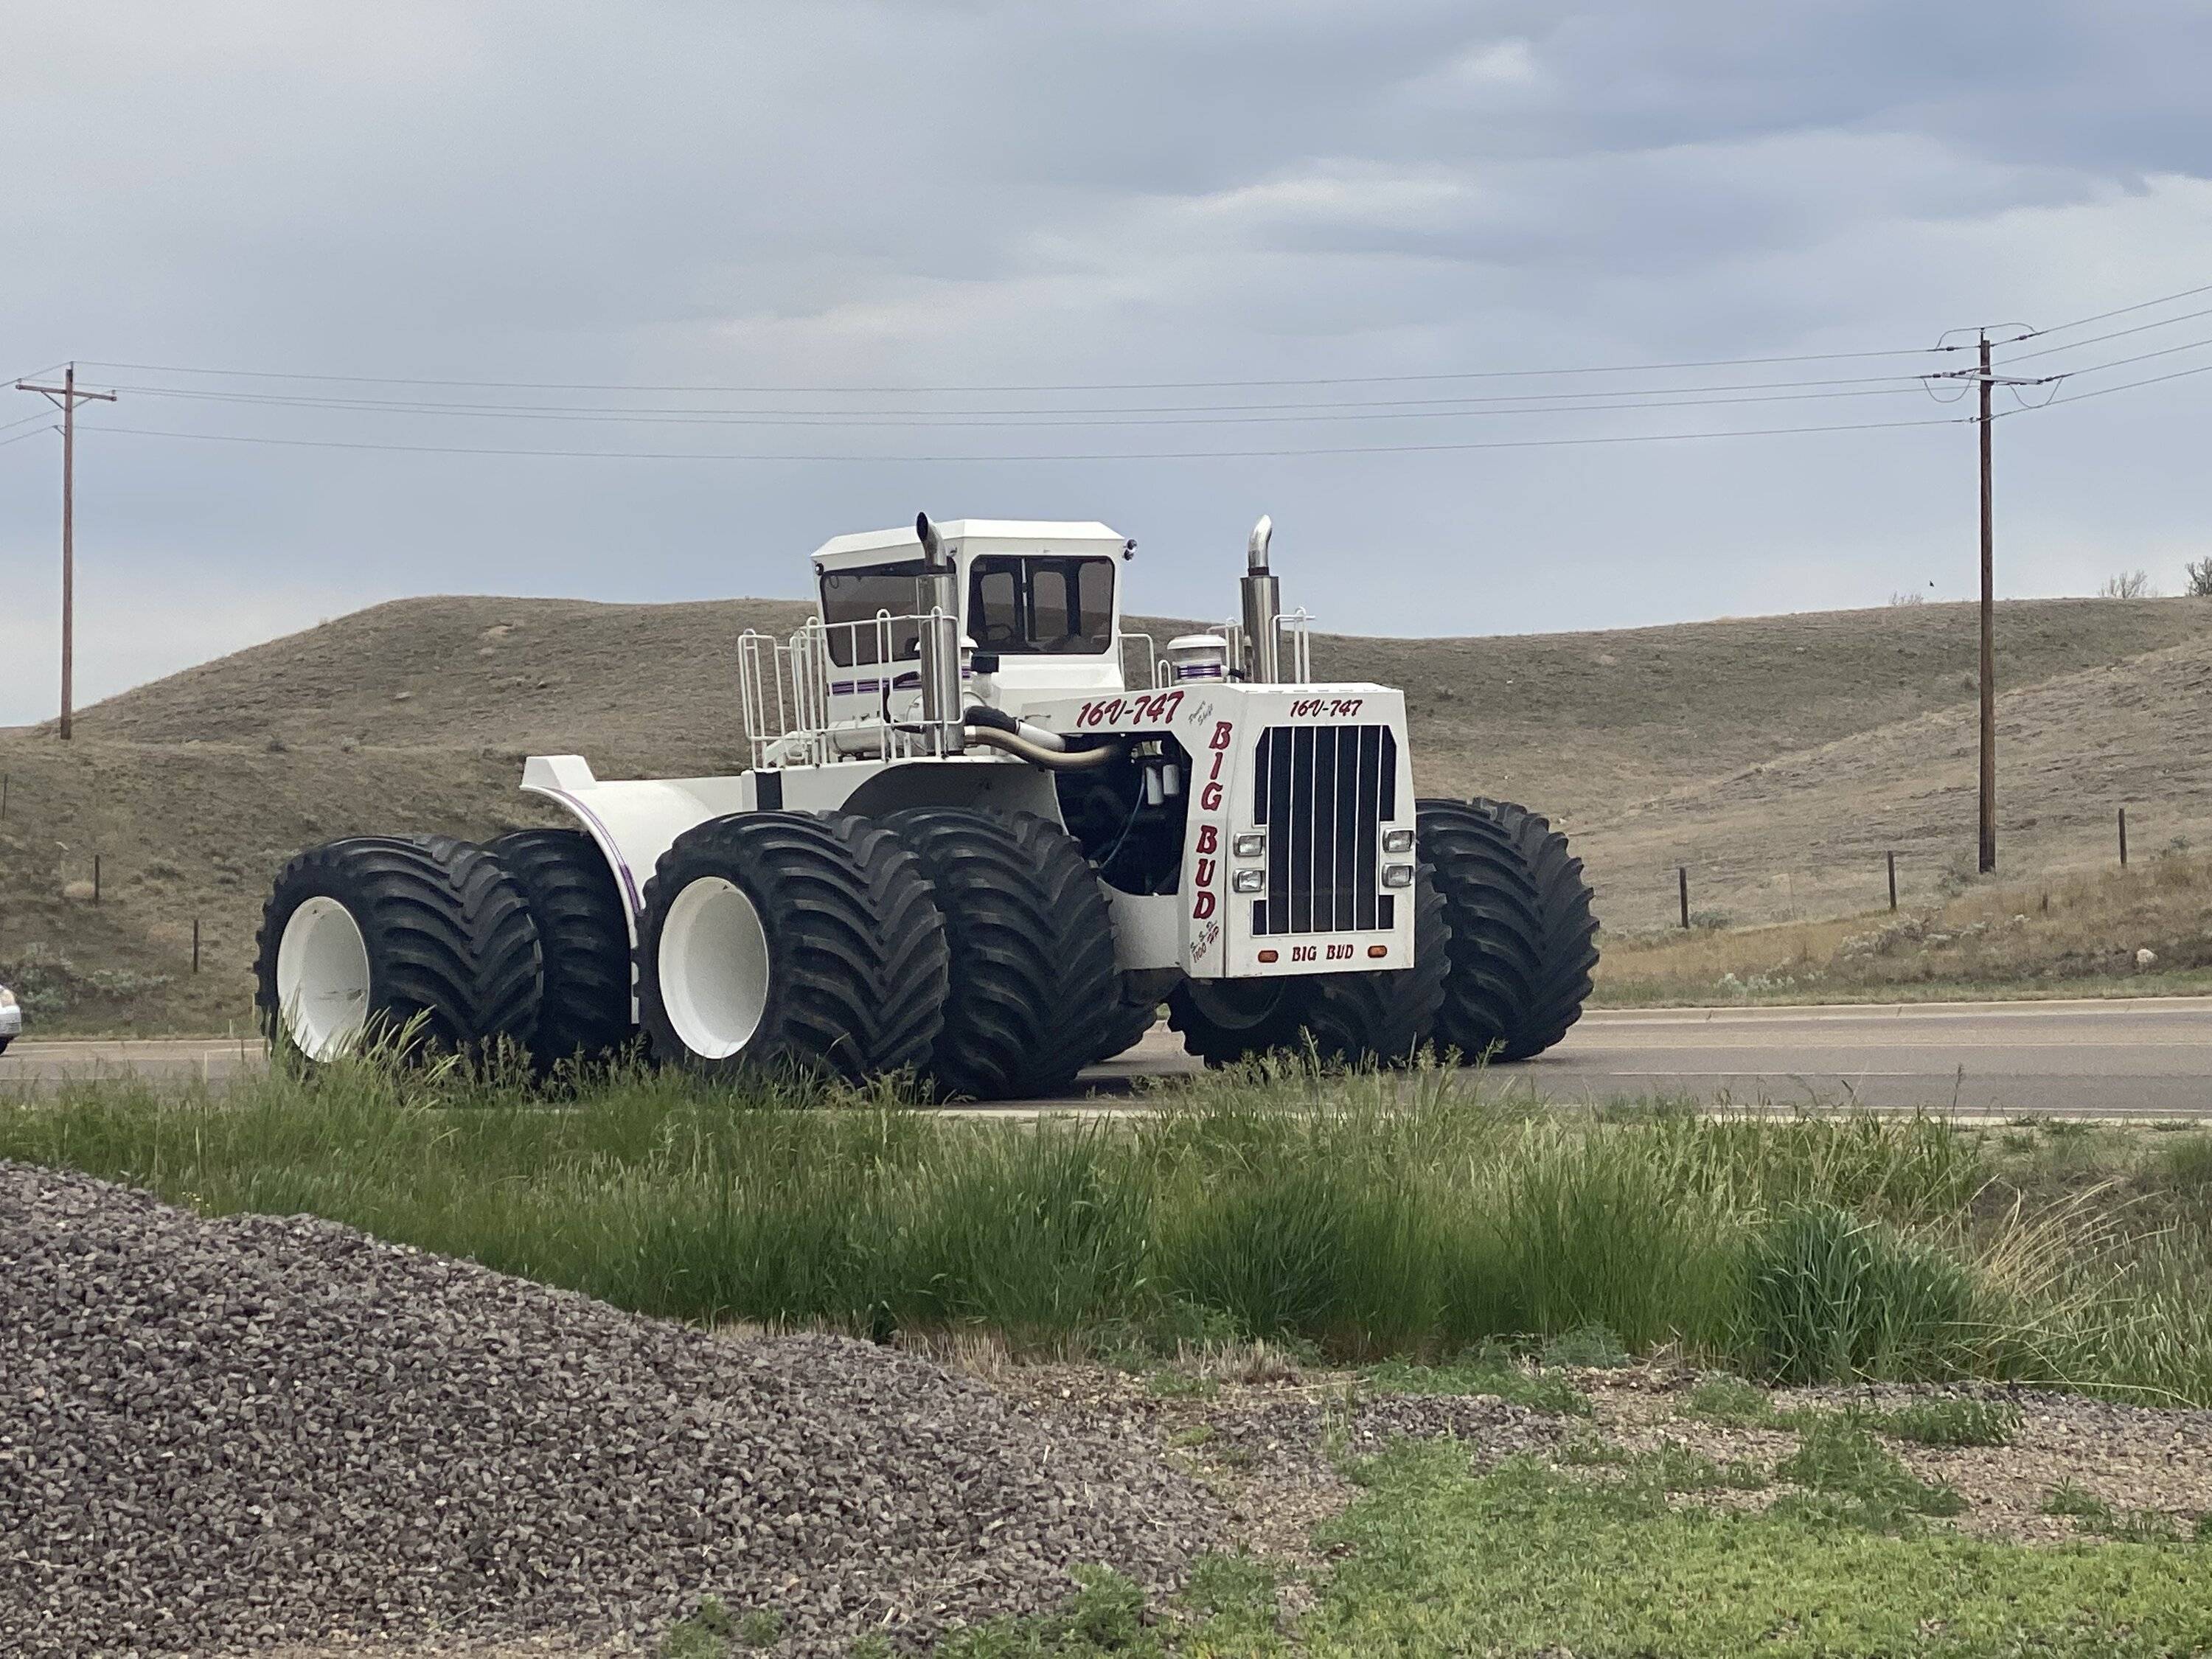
4, 1, 2209, 726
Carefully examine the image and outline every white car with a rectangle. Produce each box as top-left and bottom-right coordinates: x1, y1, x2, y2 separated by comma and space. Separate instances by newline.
0, 983, 20, 1054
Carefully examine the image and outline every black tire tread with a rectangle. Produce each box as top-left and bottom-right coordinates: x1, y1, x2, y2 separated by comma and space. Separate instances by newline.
881, 808, 1119, 1099
254, 833, 543, 1060
636, 812, 948, 1084
1417, 796, 1598, 1061
490, 827, 636, 1069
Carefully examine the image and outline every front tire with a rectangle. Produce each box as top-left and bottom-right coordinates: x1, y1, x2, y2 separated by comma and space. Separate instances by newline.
254, 835, 543, 1063
880, 808, 1119, 1100
1167, 868, 1447, 1067
490, 828, 636, 1071
636, 812, 947, 1085
1417, 798, 1598, 1062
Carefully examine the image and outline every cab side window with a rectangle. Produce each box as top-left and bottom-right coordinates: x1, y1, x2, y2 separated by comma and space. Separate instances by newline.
818, 561, 925, 667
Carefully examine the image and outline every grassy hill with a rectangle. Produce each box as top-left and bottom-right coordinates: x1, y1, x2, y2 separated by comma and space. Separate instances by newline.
3, 592, 2205, 1034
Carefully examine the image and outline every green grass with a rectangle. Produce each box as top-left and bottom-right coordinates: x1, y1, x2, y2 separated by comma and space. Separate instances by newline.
906, 1443, 2212, 1657
6, 1054, 2212, 1399
1299, 1446, 2212, 1657
1360, 1356, 1592, 1416
1683, 1375, 1780, 1426
1863, 1397, 2021, 1446
1773, 1416, 1966, 1531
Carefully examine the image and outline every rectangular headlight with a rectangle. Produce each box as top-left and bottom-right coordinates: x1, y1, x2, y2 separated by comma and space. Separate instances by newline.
1231, 869, 1267, 894
1381, 863, 1415, 889
1382, 827, 1415, 855
1232, 831, 1266, 858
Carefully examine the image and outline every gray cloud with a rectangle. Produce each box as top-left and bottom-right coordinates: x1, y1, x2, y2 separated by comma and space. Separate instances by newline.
4, 0, 2209, 725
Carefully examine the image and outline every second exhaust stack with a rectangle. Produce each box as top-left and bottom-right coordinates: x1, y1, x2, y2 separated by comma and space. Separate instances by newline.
1240, 514, 1280, 684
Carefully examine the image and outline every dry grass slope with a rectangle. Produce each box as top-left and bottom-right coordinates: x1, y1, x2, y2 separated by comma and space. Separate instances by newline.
4, 591, 2205, 1033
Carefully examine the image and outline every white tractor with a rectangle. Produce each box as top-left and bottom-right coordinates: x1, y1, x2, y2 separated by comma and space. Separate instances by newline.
255, 515, 1598, 1097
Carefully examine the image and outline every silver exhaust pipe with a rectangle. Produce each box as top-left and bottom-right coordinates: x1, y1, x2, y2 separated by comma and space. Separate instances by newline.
915, 512, 964, 752
1239, 513, 1281, 684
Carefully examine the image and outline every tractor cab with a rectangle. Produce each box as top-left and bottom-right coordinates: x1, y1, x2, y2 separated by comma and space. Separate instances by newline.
810, 520, 1132, 729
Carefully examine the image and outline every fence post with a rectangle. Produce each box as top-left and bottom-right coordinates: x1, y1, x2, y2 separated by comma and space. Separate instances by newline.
93, 853, 101, 902
1, 772, 8, 821
1887, 850, 1898, 912
1677, 866, 1690, 929
2118, 807, 2129, 868
192, 918, 201, 975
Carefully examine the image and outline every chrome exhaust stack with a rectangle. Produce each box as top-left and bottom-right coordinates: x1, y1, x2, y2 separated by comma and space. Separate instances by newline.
915, 512, 965, 753
1239, 513, 1281, 684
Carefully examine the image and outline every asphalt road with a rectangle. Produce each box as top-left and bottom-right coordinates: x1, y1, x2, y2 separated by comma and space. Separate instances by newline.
3, 998, 2208, 1116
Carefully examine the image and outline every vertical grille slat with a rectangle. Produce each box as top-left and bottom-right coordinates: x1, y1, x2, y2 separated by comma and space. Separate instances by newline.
1251, 723, 1394, 936
1288, 727, 1315, 933
1354, 723, 1379, 932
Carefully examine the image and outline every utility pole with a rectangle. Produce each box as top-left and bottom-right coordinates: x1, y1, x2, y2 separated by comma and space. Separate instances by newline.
1978, 330, 1995, 873
15, 366, 117, 740
1933, 330, 2037, 874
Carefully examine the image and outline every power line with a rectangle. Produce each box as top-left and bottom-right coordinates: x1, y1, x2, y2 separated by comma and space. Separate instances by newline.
77, 341, 1965, 397
2018, 280, 2212, 341
78, 411, 1969, 464
102, 378, 1938, 431
1997, 304, 2212, 364
0, 422, 55, 450
2036, 333, 2212, 382
2011, 357, 2212, 411
100, 366, 1936, 420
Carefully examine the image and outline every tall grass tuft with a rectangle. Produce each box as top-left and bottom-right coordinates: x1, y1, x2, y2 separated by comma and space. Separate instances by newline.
4, 1053, 2211, 1400
1733, 1206, 1989, 1384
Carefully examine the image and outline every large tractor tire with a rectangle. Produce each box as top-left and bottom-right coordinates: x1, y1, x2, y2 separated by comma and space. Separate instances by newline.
1167, 869, 1447, 1068
881, 808, 1119, 1100
636, 812, 947, 1085
1416, 797, 1598, 1062
254, 835, 543, 1064
489, 827, 636, 1071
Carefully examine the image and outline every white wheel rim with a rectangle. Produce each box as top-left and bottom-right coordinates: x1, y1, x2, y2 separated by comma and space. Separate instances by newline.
659, 875, 771, 1060
276, 896, 372, 1060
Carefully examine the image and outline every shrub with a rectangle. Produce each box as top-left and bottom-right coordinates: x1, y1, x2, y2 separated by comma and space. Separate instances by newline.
1733, 1206, 1988, 1384
2183, 556, 2212, 599
2099, 570, 2157, 599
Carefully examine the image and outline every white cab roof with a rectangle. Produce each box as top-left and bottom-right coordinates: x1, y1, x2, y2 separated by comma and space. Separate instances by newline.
811, 519, 1126, 570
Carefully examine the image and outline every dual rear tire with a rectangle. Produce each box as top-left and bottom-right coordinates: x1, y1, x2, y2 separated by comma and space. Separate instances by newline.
635, 807, 1115, 1099
255, 835, 543, 1062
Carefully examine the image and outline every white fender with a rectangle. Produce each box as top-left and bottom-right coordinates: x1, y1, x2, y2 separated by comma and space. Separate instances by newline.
520, 756, 754, 946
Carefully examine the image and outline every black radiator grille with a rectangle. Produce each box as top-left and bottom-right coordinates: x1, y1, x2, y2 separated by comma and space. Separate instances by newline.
1250, 724, 1396, 936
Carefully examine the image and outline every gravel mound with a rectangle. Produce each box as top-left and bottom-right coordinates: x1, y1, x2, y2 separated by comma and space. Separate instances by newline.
0, 1164, 1226, 1657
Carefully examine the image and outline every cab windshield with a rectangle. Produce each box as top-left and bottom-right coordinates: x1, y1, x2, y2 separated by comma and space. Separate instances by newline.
967, 555, 1116, 655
